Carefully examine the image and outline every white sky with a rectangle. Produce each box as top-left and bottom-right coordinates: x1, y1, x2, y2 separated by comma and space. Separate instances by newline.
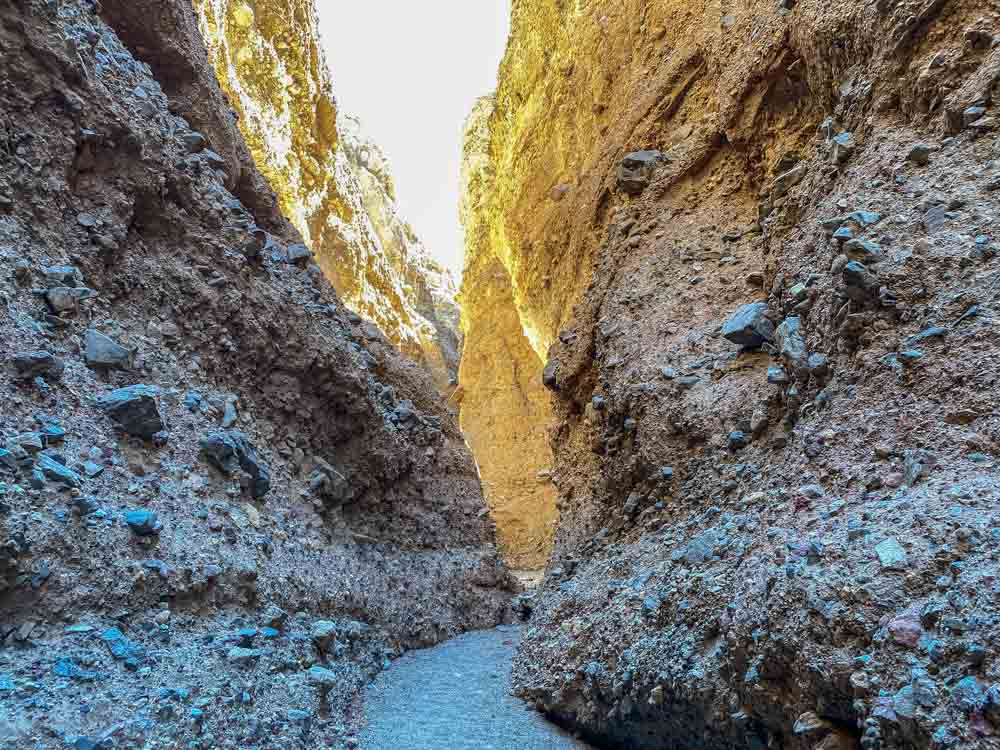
316, 1, 511, 279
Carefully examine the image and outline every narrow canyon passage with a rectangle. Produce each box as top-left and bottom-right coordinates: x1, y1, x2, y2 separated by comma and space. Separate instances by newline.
2, 1, 1000, 750
360, 627, 592, 749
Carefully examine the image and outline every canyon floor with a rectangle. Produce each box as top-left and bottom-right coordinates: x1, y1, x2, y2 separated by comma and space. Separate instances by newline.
359, 625, 592, 750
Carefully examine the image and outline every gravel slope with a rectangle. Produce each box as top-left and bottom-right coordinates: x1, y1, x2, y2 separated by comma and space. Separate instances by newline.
360, 626, 592, 749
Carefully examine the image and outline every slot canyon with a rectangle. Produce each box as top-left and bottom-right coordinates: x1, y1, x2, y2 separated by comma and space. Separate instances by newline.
1, 0, 999, 749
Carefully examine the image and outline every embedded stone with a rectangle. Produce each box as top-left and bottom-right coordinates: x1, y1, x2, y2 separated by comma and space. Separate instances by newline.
125, 509, 161, 536
775, 317, 808, 371
906, 144, 932, 165
45, 286, 96, 313
201, 430, 271, 499
875, 537, 908, 570
84, 329, 131, 370
618, 150, 668, 195
722, 303, 774, 349
97, 385, 164, 439
310, 620, 338, 653
11, 351, 64, 380
36, 454, 82, 488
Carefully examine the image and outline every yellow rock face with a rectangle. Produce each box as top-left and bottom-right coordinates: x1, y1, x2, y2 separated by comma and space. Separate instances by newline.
232, 2, 254, 28
459, 98, 557, 569
194, 0, 461, 392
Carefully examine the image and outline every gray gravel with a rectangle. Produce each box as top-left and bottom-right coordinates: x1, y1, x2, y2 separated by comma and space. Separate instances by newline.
360, 626, 593, 749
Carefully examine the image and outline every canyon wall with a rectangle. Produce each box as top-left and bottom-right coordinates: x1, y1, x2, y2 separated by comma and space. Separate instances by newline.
193, 0, 462, 392
0, 1, 509, 746
459, 97, 558, 570
466, 0, 1000, 748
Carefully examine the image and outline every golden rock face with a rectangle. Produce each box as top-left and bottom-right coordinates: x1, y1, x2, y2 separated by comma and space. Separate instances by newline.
458, 98, 558, 570
194, 0, 461, 392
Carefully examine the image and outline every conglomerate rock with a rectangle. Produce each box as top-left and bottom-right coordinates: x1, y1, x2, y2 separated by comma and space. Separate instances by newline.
0, 1, 510, 746
458, 1, 1000, 748
193, 0, 462, 392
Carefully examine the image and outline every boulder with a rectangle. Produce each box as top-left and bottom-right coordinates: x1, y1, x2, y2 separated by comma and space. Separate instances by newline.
97, 385, 165, 438
721, 303, 774, 348
84, 329, 131, 370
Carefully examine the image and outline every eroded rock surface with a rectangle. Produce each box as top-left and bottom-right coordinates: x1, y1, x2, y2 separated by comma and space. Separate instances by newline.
458, 97, 558, 569
193, 0, 462, 392
0, 1, 509, 747
459, 1, 1000, 748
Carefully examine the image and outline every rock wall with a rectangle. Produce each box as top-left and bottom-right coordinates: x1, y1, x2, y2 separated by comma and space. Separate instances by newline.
0, 1, 509, 746
458, 97, 558, 569
193, 0, 462, 392
465, 0, 1000, 748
